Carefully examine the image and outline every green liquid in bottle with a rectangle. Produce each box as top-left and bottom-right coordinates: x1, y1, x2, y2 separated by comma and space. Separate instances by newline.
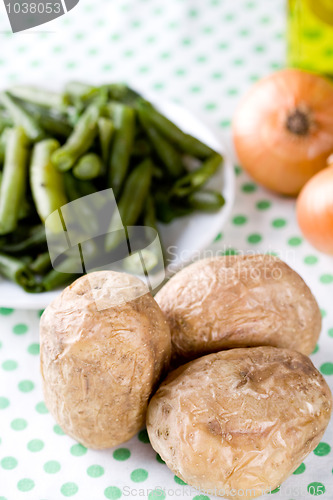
287, 0, 333, 76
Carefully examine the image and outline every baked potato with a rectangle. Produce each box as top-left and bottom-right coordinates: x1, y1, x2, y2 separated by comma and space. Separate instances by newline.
147, 346, 332, 499
40, 270, 171, 449
155, 254, 321, 363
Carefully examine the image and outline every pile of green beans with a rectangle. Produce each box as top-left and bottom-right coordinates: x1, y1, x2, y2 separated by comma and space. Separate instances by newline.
0, 82, 224, 292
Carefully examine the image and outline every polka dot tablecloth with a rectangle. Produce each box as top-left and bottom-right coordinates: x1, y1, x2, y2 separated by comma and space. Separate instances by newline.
0, 0, 333, 499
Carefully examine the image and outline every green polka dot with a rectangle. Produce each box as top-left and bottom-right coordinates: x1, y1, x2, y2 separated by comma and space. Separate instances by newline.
27, 343, 40, 355
87, 465, 104, 478
0, 307, 13, 315
17, 479, 34, 492
256, 200, 271, 210
212, 71, 223, 79
313, 442, 331, 456
113, 448, 130, 461
138, 429, 149, 443
288, 237, 302, 246
248, 234, 262, 244
2, 360, 17, 371
242, 182, 257, 193
188, 8, 198, 17
272, 218, 287, 228
0, 341, 2, 349
320, 274, 333, 284
44, 460, 61, 473
307, 482, 326, 496
234, 165, 242, 175
27, 439, 44, 452
232, 215, 247, 225
11, 418, 27, 430
104, 487, 122, 499
328, 328, 333, 338
36, 402, 48, 414
156, 453, 165, 464
174, 476, 187, 485
293, 462, 306, 474
61, 482, 78, 496
54, 424, 65, 435
0, 397, 9, 409
153, 82, 164, 91
321, 309, 327, 318
70, 444, 87, 456
130, 469, 148, 482
13, 323, 28, 335
193, 496, 210, 500
320, 362, 333, 375
271, 486, 280, 494
38, 309, 44, 317
18, 380, 34, 392
312, 344, 319, 355
304, 255, 318, 265
1, 456, 18, 469
219, 119, 231, 128
204, 102, 217, 111
148, 491, 166, 500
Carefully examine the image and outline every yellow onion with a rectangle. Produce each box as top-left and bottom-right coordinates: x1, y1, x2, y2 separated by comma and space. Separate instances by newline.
297, 165, 333, 255
233, 69, 333, 195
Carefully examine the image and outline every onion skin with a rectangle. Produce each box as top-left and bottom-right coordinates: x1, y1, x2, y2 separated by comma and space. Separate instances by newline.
297, 165, 333, 255
233, 69, 333, 196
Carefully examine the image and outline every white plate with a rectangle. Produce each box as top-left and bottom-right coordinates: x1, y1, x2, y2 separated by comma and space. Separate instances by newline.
0, 99, 235, 309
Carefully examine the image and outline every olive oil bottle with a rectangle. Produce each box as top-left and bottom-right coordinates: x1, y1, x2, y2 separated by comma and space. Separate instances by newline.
287, 0, 333, 76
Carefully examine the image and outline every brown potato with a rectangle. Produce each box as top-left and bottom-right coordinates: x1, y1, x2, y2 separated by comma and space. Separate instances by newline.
147, 346, 332, 499
156, 255, 321, 363
40, 270, 171, 449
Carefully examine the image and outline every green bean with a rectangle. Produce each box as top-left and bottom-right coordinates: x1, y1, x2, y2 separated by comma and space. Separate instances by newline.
137, 100, 216, 158
29, 252, 51, 275
0, 252, 43, 292
63, 81, 99, 106
73, 153, 103, 180
1, 225, 46, 254
21, 103, 73, 138
98, 117, 114, 164
0, 113, 13, 130
9, 86, 65, 110
63, 173, 98, 234
132, 138, 151, 157
144, 194, 158, 231
18, 197, 33, 221
105, 158, 152, 251
0, 128, 10, 164
154, 193, 194, 223
187, 189, 225, 212
51, 104, 101, 172
138, 107, 184, 178
30, 139, 68, 233
0, 128, 29, 235
108, 103, 135, 197
0, 92, 44, 141
103, 83, 141, 105
171, 153, 223, 198
42, 268, 78, 291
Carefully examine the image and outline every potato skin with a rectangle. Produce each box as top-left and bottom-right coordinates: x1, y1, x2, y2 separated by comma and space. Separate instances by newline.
40, 271, 171, 449
155, 255, 321, 363
147, 347, 332, 499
